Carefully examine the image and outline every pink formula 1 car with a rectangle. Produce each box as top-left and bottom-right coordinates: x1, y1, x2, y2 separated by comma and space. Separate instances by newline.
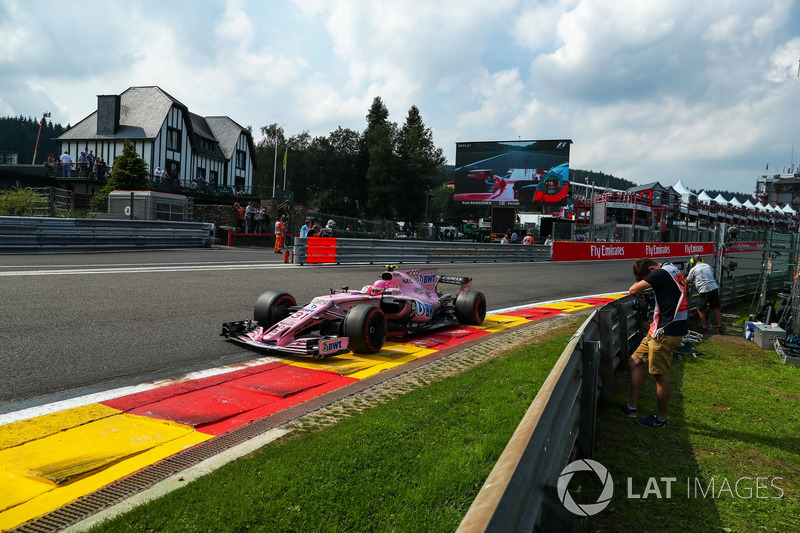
221, 266, 486, 358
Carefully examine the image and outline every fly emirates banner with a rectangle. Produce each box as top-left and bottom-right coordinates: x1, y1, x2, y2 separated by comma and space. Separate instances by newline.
552, 242, 715, 262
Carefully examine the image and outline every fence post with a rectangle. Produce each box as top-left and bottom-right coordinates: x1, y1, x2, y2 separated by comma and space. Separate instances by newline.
48, 187, 56, 218
597, 308, 616, 404
578, 340, 599, 460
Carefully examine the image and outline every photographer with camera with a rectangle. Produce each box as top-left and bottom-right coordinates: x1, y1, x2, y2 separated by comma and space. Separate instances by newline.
620, 258, 688, 428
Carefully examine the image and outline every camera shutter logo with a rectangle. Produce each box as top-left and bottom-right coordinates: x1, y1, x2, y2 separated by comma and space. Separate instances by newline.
557, 459, 614, 516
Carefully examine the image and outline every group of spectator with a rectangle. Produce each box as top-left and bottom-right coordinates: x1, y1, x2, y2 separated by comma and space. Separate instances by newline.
300, 219, 335, 238
234, 201, 271, 234
49, 150, 108, 179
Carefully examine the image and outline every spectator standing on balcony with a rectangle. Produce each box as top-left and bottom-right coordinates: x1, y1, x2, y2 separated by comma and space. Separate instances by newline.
60, 151, 72, 177
621, 258, 688, 428
78, 151, 89, 177
274, 216, 286, 253
154, 167, 163, 183
86, 149, 95, 168
687, 254, 724, 334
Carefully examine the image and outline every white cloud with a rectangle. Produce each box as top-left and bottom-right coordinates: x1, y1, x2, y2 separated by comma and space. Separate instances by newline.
1, 0, 799, 195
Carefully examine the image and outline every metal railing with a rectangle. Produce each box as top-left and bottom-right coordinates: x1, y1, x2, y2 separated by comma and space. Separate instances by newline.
456, 271, 785, 532
457, 295, 643, 532
293, 237, 552, 265
0, 216, 214, 253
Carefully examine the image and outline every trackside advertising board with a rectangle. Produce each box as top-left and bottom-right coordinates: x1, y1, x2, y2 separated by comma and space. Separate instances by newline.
552, 242, 715, 262
454, 139, 571, 206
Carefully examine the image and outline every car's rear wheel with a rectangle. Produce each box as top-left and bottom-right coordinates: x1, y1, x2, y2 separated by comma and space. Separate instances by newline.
254, 291, 296, 328
455, 290, 486, 325
343, 305, 386, 354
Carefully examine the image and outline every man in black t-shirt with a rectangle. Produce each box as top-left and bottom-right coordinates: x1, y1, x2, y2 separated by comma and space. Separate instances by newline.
620, 258, 688, 428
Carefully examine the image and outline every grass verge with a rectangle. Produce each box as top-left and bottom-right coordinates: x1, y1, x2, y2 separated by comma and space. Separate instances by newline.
587, 311, 800, 533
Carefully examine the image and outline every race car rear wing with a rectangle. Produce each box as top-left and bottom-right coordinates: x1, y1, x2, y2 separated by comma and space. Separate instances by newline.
437, 275, 472, 290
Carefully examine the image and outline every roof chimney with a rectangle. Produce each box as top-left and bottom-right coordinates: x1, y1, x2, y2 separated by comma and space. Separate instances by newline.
96, 94, 121, 135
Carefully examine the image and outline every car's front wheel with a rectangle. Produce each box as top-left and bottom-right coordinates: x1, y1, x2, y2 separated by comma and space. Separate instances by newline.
254, 290, 296, 328
343, 305, 386, 354
455, 290, 486, 325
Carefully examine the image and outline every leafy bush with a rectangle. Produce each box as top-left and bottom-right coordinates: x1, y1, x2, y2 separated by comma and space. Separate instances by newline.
0, 184, 45, 216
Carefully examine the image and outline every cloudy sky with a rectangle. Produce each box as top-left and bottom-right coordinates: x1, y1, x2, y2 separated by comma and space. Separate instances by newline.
2, 0, 799, 196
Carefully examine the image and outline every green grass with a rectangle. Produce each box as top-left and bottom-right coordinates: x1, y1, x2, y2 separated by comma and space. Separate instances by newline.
85, 327, 573, 533
82, 311, 800, 533
588, 313, 800, 533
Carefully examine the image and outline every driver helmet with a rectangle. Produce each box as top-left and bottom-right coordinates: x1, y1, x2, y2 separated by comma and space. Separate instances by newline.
367, 279, 391, 295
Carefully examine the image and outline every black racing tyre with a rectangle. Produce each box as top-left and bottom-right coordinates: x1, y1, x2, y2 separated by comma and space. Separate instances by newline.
455, 290, 486, 325
343, 305, 386, 354
254, 290, 296, 328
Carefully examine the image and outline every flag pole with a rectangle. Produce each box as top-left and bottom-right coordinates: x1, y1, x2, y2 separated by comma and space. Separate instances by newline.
283, 148, 287, 189
272, 138, 277, 198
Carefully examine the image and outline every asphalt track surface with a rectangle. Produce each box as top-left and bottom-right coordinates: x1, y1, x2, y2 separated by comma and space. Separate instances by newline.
0, 247, 634, 411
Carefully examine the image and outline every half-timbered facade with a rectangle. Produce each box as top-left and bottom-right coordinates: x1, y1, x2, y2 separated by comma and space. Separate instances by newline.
55, 86, 255, 191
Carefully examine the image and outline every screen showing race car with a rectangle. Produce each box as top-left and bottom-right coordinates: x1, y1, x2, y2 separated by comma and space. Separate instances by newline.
453, 139, 572, 206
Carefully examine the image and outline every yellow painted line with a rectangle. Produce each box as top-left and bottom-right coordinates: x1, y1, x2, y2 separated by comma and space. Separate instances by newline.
534, 301, 595, 312
0, 413, 210, 530
347, 344, 436, 379
604, 293, 628, 300
0, 403, 120, 450
475, 314, 529, 332
280, 341, 435, 376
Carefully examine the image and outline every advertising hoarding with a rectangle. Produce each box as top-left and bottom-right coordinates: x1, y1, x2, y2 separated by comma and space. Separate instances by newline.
454, 139, 572, 206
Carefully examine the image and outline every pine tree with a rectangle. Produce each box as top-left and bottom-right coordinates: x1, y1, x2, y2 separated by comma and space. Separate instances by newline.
395, 105, 446, 224
364, 97, 396, 218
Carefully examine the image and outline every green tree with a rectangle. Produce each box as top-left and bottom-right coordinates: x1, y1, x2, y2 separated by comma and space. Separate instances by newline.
89, 139, 149, 211
395, 105, 446, 224
364, 97, 396, 218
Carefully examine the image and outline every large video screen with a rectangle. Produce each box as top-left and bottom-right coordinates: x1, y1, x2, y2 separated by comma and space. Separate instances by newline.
454, 139, 571, 206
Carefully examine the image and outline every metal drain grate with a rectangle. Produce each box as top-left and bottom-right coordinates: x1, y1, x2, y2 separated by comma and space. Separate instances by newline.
10, 313, 581, 532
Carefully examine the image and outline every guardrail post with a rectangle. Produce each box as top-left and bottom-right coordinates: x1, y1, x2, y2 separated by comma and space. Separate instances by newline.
578, 340, 599, 460
597, 309, 616, 404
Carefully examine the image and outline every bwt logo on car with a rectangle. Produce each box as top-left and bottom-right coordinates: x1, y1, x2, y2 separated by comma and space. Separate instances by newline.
590, 245, 626, 258
418, 273, 437, 285
645, 244, 672, 256
321, 339, 343, 353
414, 300, 434, 319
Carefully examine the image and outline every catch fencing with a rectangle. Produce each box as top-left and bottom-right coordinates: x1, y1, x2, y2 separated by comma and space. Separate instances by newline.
0, 216, 214, 253
293, 237, 552, 265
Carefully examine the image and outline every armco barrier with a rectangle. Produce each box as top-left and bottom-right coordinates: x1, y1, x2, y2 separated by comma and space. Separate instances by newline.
456, 295, 643, 532
293, 237, 552, 264
456, 274, 786, 532
0, 216, 214, 253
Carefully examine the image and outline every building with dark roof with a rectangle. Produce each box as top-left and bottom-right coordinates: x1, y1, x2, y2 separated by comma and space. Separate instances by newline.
55, 86, 255, 192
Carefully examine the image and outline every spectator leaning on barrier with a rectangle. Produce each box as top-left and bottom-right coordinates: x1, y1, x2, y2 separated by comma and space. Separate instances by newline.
522, 232, 533, 245
620, 258, 688, 428
687, 254, 724, 334
300, 220, 312, 238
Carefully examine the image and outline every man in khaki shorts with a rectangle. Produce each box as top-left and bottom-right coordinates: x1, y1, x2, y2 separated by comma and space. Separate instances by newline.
620, 258, 688, 427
